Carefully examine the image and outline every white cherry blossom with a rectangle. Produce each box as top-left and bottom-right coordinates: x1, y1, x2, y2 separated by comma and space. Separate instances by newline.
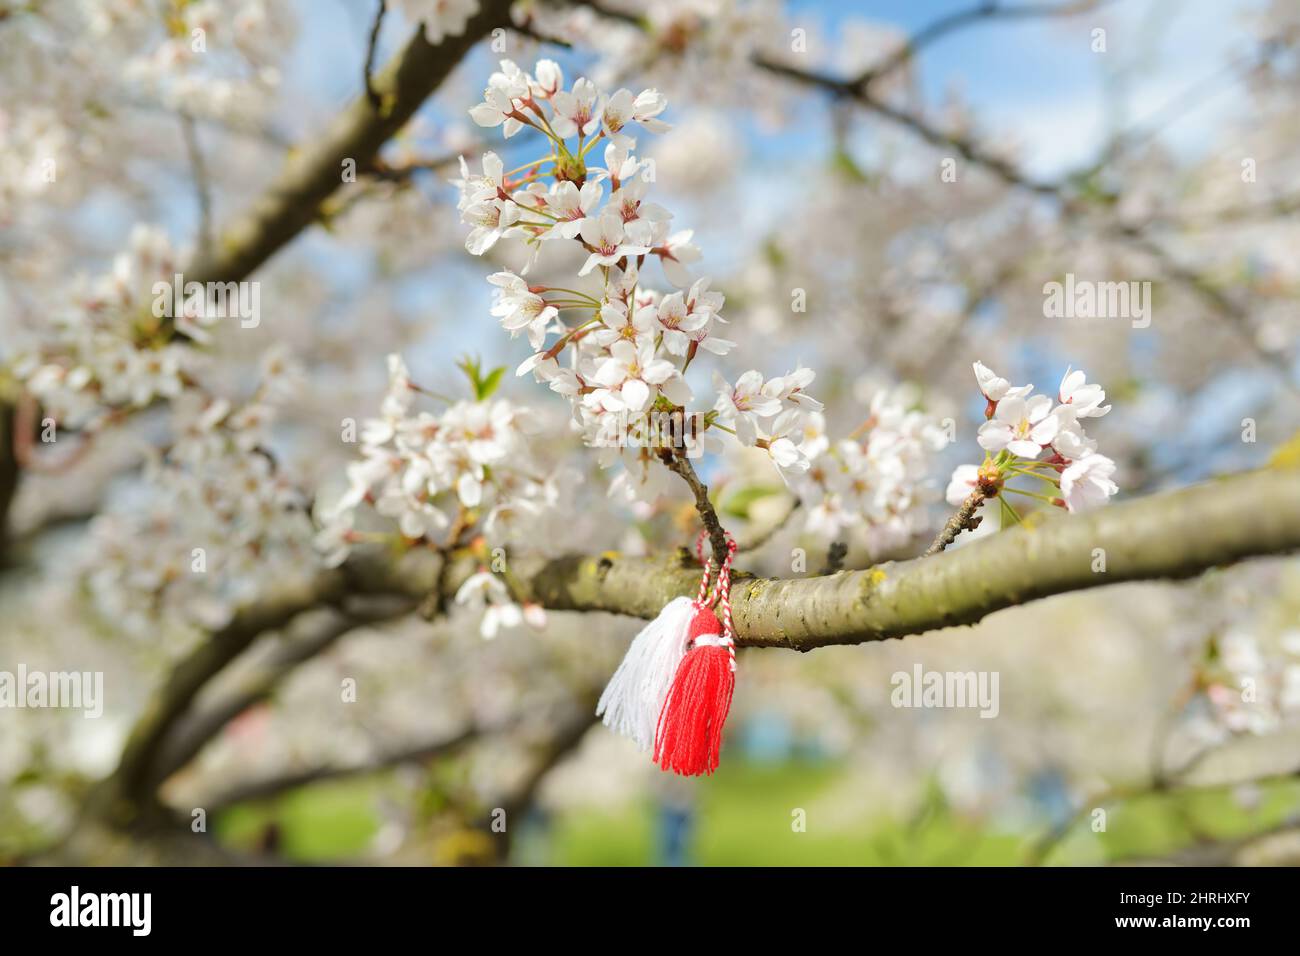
544, 180, 603, 239
593, 340, 683, 412
395, 0, 479, 44
488, 271, 559, 348
551, 77, 601, 139
1060, 454, 1118, 512
577, 212, 649, 275
946, 464, 982, 507
1058, 366, 1111, 417
462, 197, 520, 255
713, 370, 782, 445
977, 395, 1059, 458
972, 360, 1031, 404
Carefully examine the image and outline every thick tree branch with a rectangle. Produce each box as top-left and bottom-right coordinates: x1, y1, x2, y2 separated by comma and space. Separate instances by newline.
177, 0, 513, 294
151, 598, 415, 786
201, 726, 480, 815
357, 466, 1300, 651
87, 465, 1299, 836
94, 572, 351, 824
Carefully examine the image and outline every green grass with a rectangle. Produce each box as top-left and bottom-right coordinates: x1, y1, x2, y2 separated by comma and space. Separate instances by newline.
209, 761, 1300, 866
215, 777, 382, 861
1063, 780, 1300, 864
551, 761, 1024, 866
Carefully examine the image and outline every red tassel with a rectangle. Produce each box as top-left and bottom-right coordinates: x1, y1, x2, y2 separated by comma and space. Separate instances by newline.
653, 602, 734, 776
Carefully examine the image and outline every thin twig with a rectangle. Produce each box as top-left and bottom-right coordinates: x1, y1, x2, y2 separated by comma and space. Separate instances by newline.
204, 726, 480, 813
924, 491, 985, 556
366, 150, 466, 181
662, 453, 730, 572
364, 0, 388, 110
856, 0, 1115, 88
512, 19, 574, 48
179, 112, 214, 256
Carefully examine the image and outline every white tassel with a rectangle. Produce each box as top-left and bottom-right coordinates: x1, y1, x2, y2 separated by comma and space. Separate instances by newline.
596, 596, 697, 751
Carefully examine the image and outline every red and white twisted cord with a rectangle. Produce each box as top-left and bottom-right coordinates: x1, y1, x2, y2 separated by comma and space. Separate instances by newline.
694, 530, 738, 670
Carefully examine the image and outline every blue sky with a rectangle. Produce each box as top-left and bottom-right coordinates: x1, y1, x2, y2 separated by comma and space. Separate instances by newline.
285, 0, 1261, 174
779, 0, 1260, 178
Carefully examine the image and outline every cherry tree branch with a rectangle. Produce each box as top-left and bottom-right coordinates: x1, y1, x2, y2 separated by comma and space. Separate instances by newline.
662, 453, 731, 571
1028, 753, 1300, 866
0, 2, 514, 567
363, 0, 388, 109
86, 464, 1299, 837
0, 403, 18, 568
854, 0, 1116, 88
94, 574, 354, 823
151, 599, 415, 787
178, 112, 214, 257
748, 45, 1295, 384
925, 490, 986, 555
176, 0, 514, 296
202, 726, 480, 815
356, 466, 1300, 651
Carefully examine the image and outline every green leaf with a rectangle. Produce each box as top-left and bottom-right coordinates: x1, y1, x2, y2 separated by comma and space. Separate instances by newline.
477, 365, 506, 401
829, 147, 870, 185
456, 355, 505, 401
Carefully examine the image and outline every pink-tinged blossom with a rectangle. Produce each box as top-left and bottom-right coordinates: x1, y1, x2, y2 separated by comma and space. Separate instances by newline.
601, 87, 671, 147
592, 299, 656, 349
396, 0, 479, 44
488, 271, 559, 348
1058, 366, 1111, 417
655, 228, 701, 288
551, 77, 601, 138
545, 180, 603, 239
972, 361, 1030, 403
530, 59, 563, 99
654, 290, 709, 355
763, 366, 823, 412
577, 212, 650, 275
977, 394, 1059, 458
713, 370, 782, 445
612, 177, 671, 245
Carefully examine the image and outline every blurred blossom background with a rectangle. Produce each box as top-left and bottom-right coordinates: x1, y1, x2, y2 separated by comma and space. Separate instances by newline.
2, 0, 1300, 866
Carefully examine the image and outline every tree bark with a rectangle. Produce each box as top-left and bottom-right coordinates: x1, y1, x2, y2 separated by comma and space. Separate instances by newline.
357, 466, 1300, 651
